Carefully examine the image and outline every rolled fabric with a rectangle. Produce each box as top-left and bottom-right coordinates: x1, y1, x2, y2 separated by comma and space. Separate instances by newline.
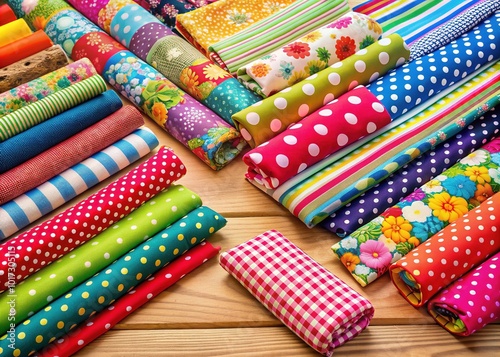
389, 192, 500, 307
209, 0, 350, 74
6, 0, 71, 30
0, 45, 69, 94
232, 33, 410, 148
0, 185, 203, 335
66, 0, 112, 24
331, 137, 500, 287
0, 4, 17, 25
0, 127, 159, 240
0, 206, 226, 356
0, 75, 108, 142
427, 251, 500, 336
244, 86, 391, 189
0, 145, 185, 292
175, 0, 296, 56
97, 0, 136, 33
35, 241, 220, 357
0, 58, 98, 117
129, 22, 173, 61
0, 105, 144, 207
237, 11, 382, 97
219, 230, 374, 356
0, 18, 31, 47
0, 89, 123, 174
135, 0, 200, 28
0, 30, 53, 68
322, 107, 500, 237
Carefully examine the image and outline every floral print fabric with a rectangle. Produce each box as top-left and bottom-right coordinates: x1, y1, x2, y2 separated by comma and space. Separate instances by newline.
7, 0, 71, 30
237, 12, 382, 97
332, 137, 500, 287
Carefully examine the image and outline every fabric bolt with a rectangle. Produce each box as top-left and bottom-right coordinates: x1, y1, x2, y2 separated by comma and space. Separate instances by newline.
0, 30, 53, 68
0, 4, 17, 25
129, 22, 174, 61
6, 0, 71, 30
0, 105, 144, 215
0, 75, 108, 142
219, 230, 374, 356
244, 86, 391, 190
389, 192, 500, 307
139, 0, 199, 29
0, 18, 31, 47
96, 0, 137, 33
35, 241, 220, 357
44, 9, 105, 56
0, 145, 184, 293
110, 4, 162, 47
232, 33, 410, 148
427, 251, 500, 336
103, 51, 246, 170
72, 32, 127, 74
366, 12, 500, 119
332, 137, 500, 287
322, 108, 500, 237
409, 0, 500, 61
0, 185, 203, 335
0, 58, 97, 117
0, 127, 159, 240
175, 0, 296, 56
0, 206, 226, 356
65, 0, 112, 24
237, 11, 383, 97
264, 61, 500, 228
0, 89, 123, 174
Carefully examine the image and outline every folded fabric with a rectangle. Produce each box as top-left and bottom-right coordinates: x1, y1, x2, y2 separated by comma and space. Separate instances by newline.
0, 45, 69, 94
0, 145, 185, 293
0, 30, 53, 68
389, 192, 500, 307
0, 185, 203, 335
6, 0, 71, 30
0, 127, 159, 239
427, 251, 500, 336
0, 206, 226, 356
0, 105, 143, 210
237, 11, 382, 97
409, 0, 500, 61
233, 33, 410, 148
0, 89, 123, 174
0, 18, 31, 47
219, 230, 374, 356
0, 58, 97, 117
322, 107, 500, 237
36, 241, 220, 357
175, 0, 296, 56
0, 75, 107, 142
209, 0, 350, 74
0, 4, 17, 25
332, 136, 500, 287
244, 86, 391, 189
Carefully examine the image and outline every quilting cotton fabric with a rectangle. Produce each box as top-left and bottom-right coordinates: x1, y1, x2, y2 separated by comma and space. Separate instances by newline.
6, 0, 71, 30
237, 11, 382, 97
219, 230, 374, 356
66, 0, 113, 24
0, 146, 186, 293
0, 4, 16, 25
97, 0, 136, 33
0, 18, 31, 47
0, 30, 53, 68
133, 0, 206, 29
233, 33, 410, 148
0, 127, 159, 240
389, 191, 500, 307
427, 251, 500, 336
332, 137, 500, 287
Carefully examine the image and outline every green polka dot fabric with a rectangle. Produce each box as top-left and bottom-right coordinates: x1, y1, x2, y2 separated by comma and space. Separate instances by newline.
0, 185, 202, 335
0, 206, 226, 356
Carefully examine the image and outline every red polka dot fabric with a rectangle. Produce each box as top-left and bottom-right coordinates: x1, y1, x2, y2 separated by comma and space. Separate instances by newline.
0, 146, 186, 292
243, 86, 391, 189
389, 192, 500, 308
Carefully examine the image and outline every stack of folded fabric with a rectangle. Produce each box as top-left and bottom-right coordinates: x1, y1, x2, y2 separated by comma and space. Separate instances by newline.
0, 148, 227, 356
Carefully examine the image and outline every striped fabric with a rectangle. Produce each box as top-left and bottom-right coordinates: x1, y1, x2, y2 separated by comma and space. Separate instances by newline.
0, 127, 159, 239
0, 75, 108, 142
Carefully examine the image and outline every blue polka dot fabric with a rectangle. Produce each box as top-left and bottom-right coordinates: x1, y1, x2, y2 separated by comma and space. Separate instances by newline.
110, 4, 162, 48
367, 12, 500, 119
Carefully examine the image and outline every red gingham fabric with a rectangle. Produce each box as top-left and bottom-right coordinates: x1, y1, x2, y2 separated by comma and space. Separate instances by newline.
219, 230, 374, 356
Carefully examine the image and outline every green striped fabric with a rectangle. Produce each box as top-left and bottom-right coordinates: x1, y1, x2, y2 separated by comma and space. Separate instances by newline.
0, 75, 107, 142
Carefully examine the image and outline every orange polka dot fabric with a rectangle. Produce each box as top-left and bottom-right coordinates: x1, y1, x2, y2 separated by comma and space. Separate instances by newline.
389, 192, 500, 308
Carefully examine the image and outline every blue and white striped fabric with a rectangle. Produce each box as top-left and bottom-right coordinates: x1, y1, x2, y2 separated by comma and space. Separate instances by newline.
0, 127, 159, 239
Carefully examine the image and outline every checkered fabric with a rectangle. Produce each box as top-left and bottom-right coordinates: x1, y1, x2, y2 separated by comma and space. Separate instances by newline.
219, 230, 374, 356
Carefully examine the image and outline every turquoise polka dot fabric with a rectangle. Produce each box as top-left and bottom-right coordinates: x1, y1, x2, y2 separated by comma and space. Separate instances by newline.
110, 4, 162, 48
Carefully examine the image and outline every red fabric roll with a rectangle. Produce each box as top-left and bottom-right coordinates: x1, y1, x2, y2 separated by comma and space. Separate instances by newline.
0, 4, 17, 26
0, 30, 53, 68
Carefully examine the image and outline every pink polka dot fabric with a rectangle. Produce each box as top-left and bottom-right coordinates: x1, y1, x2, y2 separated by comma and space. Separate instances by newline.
427, 251, 500, 336
243, 86, 391, 189
0, 146, 186, 292
219, 230, 374, 356
389, 192, 500, 308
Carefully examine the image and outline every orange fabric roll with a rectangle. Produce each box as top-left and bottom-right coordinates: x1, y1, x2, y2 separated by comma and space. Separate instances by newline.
0, 4, 17, 26
0, 18, 31, 47
0, 30, 53, 68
